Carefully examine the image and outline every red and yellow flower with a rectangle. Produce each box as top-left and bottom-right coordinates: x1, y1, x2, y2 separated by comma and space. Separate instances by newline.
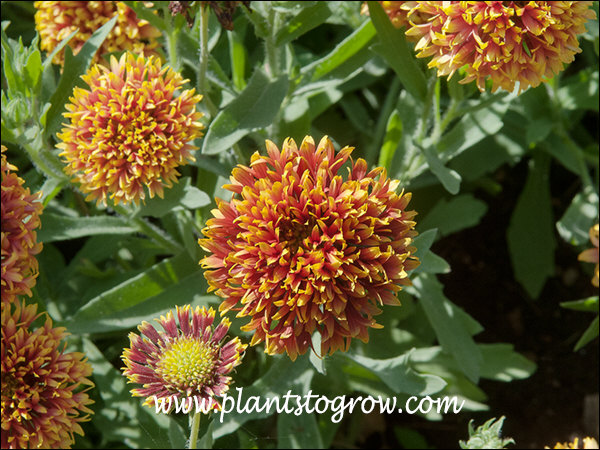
1, 300, 94, 449
200, 136, 419, 360
1, 146, 43, 305
578, 223, 599, 287
34, 1, 161, 66
121, 305, 246, 411
369, 1, 596, 93
57, 52, 204, 206
546, 436, 599, 449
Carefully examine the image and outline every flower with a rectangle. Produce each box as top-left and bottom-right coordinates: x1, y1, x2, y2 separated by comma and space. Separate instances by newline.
1, 146, 43, 305
578, 223, 599, 287
546, 436, 600, 449
121, 305, 246, 410
1, 300, 94, 449
199, 136, 419, 360
57, 52, 205, 206
371, 1, 596, 93
34, 1, 161, 66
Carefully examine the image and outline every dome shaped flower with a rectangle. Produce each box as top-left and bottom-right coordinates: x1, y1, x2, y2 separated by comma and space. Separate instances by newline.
1, 300, 94, 449
34, 1, 161, 66
546, 436, 600, 449
57, 52, 205, 205
377, 1, 596, 93
199, 136, 419, 360
1, 146, 43, 305
578, 223, 599, 287
121, 305, 246, 410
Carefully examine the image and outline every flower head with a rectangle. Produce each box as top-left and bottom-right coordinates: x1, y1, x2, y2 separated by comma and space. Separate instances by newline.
1, 146, 43, 305
546, 436, 600, 449
57, 52, 204, 205
1, 300, 94, 449
34, 1, 161, 66
374, 1, 596, 93
121, 305, 246, 410
199, 136, 419, 360
578, 223, 599, 287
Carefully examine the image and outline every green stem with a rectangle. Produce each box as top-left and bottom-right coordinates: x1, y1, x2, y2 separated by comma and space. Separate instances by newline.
164, 3, 181, 71
264, 6, 280, 77
21, 135, 69, 182
188, 412, 201, 449
198, 5, 210, 99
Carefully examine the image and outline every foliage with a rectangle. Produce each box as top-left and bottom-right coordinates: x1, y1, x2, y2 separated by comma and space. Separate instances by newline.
1, 1, 598, 448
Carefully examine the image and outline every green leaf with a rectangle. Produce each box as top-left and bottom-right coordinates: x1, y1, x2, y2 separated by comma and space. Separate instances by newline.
378, 109, 402, 171
412, 274, 483, 383
37, 213, 137, 242
478, 344, 537, 382
419, 194, 488, 237
278, 410, 324, 449
228, 28, 247, 90
574, 315, 599, 351
45, 15, 118, 138
82, 338, 172, 448
213, 355, 314, 439
414, 250, 451, 275
560, 296, 599, 313
343, 350, 447, 395
411, 229, 438, 261
421, 144, 462, 194
202, 68, 289, 154
135, 177, 211, 218
70, 252, 198, 323
367, 1, 427, 100
275, 1, 332, 46
122, 1, 166, 30
557, 69, 599, 111
303, 19, 376, 81
556, 187, 599, 245
436, 95, 512, 162
507, 153, 556, 299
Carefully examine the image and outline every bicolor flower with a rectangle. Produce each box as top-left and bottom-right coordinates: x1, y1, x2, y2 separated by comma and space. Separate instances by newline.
200, 136, 419, 360
1, 146, 43, 305
1, 300, 94, 449
57, 52, 204, 205
121, 305, 246, 411
34, 1, 161, 66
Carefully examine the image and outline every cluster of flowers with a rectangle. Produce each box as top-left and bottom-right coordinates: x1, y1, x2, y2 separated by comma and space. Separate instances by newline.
1, 1, 598, 448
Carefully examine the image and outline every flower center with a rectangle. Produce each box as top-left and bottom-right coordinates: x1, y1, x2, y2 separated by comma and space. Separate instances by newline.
155, 337, 219, 394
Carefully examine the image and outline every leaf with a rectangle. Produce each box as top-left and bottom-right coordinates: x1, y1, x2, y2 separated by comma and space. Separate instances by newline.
275, 2, 333, 46
574, 315, 599, 351
419, 194, 488, 238
421, 144, 462, 194
82, 338, 172, 448
302, 19, 376, 81
45, 16, 118, 138
367, 1, 427, 100
378, 109, 402, 171
411, 229, 438, 261
277, 409, 324, 449
556, 187, 599, 245
343, 350, 447, 396
202, 68, 289, 154
412, 273, 483, 383
507, 153, 556, 299
413, 250, 451, 275
477, 344, 537, 382
37, 213, 137, 242
560, 297, 599, 313
213, 355, 314, 439
135, 177, 211, 218
70, 252, 198, 323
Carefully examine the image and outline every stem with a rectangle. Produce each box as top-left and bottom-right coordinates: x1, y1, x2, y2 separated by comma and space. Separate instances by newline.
164, 3, 180, 70
188, 412, 201, 450
198, 5, 210, 99
264, 6, 280, 77
21, 135, 69, 182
